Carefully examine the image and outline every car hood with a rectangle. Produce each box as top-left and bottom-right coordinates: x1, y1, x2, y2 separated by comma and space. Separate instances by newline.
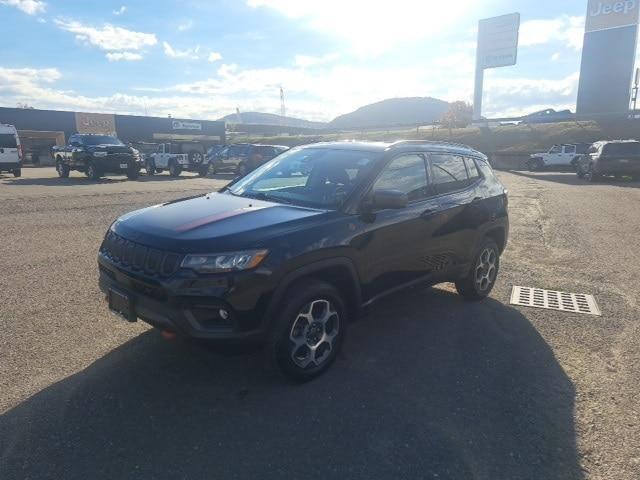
112, 192, 330, 252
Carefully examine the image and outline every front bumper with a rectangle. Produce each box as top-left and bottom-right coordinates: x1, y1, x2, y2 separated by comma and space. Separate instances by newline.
98, 253, 274, 342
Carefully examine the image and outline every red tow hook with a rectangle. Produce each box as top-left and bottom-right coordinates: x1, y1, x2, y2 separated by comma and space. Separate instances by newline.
161, 330, 176, 340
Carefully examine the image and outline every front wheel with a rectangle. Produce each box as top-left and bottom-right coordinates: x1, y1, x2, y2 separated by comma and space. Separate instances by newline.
145, 159, 156, 176
197, 164, 208, 177
86, 161, 101, 181
267, 280, 346, 382
455, 238, 500, 301
13, 168, 21, 178
585, 165, 600, 182
527, 158, 544, 171
56, 160, 70, 178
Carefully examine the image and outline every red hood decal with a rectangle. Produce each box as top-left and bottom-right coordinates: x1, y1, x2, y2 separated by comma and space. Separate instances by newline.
175, 206, 268, 232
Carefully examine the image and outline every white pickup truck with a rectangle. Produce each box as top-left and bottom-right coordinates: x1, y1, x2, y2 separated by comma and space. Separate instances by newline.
144, 143, 190, 177
527, 144, 588, 171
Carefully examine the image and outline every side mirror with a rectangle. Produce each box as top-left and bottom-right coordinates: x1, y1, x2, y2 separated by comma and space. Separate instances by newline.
367, 189, 409, 211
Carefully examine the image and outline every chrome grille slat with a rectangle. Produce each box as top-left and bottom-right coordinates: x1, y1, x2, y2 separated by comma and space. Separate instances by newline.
100, 231, 181, 277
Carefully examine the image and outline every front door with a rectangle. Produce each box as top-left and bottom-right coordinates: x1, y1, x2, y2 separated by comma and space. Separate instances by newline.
353, 153, 435, 301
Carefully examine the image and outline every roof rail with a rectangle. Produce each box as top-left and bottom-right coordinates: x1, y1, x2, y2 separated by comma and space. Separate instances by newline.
389, 139, 477, 151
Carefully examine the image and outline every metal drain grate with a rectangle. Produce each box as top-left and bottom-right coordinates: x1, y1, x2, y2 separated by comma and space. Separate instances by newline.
510, 286, 601, 316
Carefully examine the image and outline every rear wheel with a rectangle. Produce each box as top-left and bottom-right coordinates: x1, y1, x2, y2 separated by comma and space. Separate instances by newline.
198, 164, 208, 177
267, 280, 346, 382
237, 162, 248, 176
56, 159, 70, 178
169, 160, 182, 177
455, 238, 500, 301
13, 168, 21, 178
86, 161, 101, 180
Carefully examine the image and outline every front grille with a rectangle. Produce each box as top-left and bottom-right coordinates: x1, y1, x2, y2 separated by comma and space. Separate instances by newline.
100, 230, 182, 277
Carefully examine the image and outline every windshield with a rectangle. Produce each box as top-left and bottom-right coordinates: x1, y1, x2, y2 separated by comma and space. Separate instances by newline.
0, 133, 18, 148
228, 147, 379, 209
82, 135, 123, 146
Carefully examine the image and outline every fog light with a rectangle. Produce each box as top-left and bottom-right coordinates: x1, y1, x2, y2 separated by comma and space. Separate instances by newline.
218, 309, 229, 320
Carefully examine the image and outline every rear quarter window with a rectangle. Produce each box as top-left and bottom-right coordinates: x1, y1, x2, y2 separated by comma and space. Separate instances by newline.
0, 134, 18, 148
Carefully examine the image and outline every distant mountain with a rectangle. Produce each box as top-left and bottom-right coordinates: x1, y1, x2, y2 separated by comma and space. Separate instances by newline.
328, 97, 450, 130
218, 111, 326, 129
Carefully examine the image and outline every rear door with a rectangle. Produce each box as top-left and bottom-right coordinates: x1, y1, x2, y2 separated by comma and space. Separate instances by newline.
424, 153, 480, 272
0, 131, 19, 166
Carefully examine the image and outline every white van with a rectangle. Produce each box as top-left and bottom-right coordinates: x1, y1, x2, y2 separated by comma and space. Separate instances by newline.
0, 124, 22, 177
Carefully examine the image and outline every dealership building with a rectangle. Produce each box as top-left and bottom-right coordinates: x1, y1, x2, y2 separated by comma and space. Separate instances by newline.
0, 107, 226, 165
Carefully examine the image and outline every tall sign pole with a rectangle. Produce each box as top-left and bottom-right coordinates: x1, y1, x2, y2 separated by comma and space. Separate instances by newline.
473, 13, 520, 121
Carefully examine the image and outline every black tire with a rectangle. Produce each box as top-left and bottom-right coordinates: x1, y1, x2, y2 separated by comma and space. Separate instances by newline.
585, 164, 600, 182
237, 162, 248, 176
126, 166, 140, 180
267, 280, 346, 382
156, 168, 164, 174
197, 164, 208, 177
576, 166, 586, 178
527, 158, 544, 171
455, 238, 500, 301
13, 168, 21, 178
86, 161, 101, 180
145, 159, 156, 176
56, 159, 70, 178
169, 160, 182, 177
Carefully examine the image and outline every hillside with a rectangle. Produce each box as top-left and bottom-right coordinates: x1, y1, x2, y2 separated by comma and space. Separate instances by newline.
218, 111, 326, 129
328, 97, 450, 130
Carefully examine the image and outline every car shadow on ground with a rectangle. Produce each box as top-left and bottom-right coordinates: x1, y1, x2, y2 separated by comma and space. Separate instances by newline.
0, 286, 583, 480
508, 170, 640, 188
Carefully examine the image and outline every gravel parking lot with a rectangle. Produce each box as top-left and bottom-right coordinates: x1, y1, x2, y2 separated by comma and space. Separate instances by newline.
1, 168, 639, 480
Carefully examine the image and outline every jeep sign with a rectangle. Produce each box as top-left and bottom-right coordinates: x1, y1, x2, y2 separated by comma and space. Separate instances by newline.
577, 0, 640, 114
586, 0, 639, 32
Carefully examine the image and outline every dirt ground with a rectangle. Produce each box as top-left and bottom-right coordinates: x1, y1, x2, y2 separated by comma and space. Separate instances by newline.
1, 168, 639, 479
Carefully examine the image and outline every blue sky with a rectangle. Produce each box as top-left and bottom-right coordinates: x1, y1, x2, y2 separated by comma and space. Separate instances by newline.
0, 0, 626, 121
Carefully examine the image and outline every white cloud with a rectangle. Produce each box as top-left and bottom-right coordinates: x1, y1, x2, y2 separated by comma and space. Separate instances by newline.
519, 16, 584, 51
178, 20, 193, 32
483, 72, 580, 117
106, 52, 142, 62
294, 53, 339, 67
112, 5, 126, 15
551, 52, 561, 62
163, 41, 200, 60
208, 52, 223, 62
248, 0, 477, 56
54, 18, 157, 52
0, 0, 46, 15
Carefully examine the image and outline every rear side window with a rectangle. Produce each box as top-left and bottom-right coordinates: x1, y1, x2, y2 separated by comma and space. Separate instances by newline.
564, 145, 576, 154
430, 154, 469, 194
0, 134, 17, 148
603, 142, 640, 155
465, 157, 480, 181
373, 154, 429, 202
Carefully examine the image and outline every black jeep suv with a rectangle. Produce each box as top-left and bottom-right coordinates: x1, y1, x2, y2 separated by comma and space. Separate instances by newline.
98, 141, 509, 380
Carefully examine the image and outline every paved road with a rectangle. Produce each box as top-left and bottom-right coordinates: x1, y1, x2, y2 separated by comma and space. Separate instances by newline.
1, 168, 638, 479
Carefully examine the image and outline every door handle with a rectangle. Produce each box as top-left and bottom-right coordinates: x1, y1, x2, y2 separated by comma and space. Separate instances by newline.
420, 208, 437, 218
471, 197, 482, 205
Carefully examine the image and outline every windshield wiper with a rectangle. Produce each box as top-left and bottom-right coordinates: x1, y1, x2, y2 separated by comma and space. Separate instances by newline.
240, 191, 295, 205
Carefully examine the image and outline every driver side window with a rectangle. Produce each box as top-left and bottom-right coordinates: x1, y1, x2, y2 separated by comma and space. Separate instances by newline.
373, 154, 429, 202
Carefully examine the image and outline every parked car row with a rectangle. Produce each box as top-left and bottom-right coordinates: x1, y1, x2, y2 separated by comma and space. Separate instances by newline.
528, 140, 640, 182
45, 132, 287, 181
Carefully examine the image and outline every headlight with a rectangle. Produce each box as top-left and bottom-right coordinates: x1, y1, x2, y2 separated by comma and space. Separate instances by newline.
93, 151, 108, 157
181, 249, 268, 273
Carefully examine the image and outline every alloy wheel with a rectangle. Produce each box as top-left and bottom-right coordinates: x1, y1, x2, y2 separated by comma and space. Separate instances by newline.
288, 299, 340, 369
474, 247, 497, 292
